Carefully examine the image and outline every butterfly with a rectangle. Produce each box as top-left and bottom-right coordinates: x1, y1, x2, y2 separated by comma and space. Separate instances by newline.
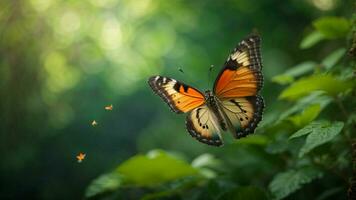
148, 35, 264, 146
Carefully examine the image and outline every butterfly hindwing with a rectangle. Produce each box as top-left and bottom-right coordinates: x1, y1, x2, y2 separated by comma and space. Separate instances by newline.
148, 76, 205, 113
220, 95, 264, 138
186, 105, 223, 146
214, 35, 263, 98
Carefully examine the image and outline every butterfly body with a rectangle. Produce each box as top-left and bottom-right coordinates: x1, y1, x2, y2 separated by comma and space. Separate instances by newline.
148, 35, 264, 146
204, 90, 229, 131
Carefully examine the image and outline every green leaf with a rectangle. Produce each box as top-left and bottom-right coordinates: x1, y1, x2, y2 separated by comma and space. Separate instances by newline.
288, 104, 321, 127
289, 121, 344, 157
266, 139, 289, 154
233, 135, 270, 145
269, 167, 323, 200
116, 150, 198, 186
278, 91, 331, 121
272, 61, 317, 85
191, 153, 221, 169
272, 75, 294, 85
191, 153, 222, 179
313, 17, 351, 39
279, 74, 353, 100
321, 48, 346, 70
315, 187, 343, 200
300, 31, 325, 49
85, 172, 123, 198
218, 186, 268, 200
141, 177, 200, 200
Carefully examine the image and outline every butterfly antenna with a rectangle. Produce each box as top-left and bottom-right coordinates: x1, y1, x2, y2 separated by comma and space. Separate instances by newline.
178, 67, 184, 74
208, 65, 214, 89
178, 66, 192, 81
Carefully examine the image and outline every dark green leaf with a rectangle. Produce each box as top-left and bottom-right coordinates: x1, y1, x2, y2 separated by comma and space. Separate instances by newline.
85, 172, 123, 198
289, 121, 344, 157
315, 187, 343, 200
233, 135, 270, 145
269, 167, 323, 200
313, 17, 351, 39
300, 31, 325, 49
218, 186, 268, 200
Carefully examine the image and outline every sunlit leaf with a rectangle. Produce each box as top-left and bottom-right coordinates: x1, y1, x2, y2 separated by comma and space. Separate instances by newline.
279, 74, 353, 100
272, 61, 317, 85
116, 150, 198, 186
290, 121, 344, 157
300, 31, 325, 49
321, 48, 346, 70
85, 172, 123, 198
313, 17, 351, 39
218, 186, 268, 200
278, 91, 331, 121
269, 167, 323, 200
288, 104, 321, 127
191, 154, 222, 179
191, 153, 221, 169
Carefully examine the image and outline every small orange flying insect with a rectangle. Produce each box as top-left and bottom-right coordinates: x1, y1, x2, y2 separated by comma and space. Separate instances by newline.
91, 120, 98, 126
105, 104, 113, 110
76, 153, 86, 163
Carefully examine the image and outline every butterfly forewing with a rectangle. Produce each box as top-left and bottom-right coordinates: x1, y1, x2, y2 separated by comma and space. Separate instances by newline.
214, 35, 263, 98
186, 105, 223, 146
220, 95, 264, 138
148, 76, 205, 113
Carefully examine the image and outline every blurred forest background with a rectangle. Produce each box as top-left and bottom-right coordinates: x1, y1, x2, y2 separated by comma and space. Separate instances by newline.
0, 0, 355, 199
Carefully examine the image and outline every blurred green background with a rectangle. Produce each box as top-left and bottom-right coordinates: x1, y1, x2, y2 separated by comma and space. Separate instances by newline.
0, 0, 354, 199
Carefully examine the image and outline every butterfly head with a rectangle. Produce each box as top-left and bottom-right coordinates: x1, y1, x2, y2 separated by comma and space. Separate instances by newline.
204, 90, 213, 98
204, 90, 217, 106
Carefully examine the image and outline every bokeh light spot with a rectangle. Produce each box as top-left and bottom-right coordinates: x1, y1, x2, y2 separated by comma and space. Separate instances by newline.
99, 17, 123, 50
30, 0, 55, 12
59, 10, 81, 35
310, 0, 336, 11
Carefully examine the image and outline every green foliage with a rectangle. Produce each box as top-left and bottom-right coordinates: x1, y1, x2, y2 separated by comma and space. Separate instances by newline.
279, 74, 353, 100
290, 121, 344, 157
272, 62, 317, 85
313, 17, 351, 39
117, 150, 198, 186
300, 17, 350, 49
321, 48, 346, 70
218, 186, 268, 200
287, 104, 321, 127
300, 31, 325, 49
85, 172, 123, 198
269, 167, 323, 200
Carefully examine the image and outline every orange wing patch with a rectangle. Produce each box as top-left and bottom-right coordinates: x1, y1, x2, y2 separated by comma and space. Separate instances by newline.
214, 35, 262, 99
148, 76, 205, 113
